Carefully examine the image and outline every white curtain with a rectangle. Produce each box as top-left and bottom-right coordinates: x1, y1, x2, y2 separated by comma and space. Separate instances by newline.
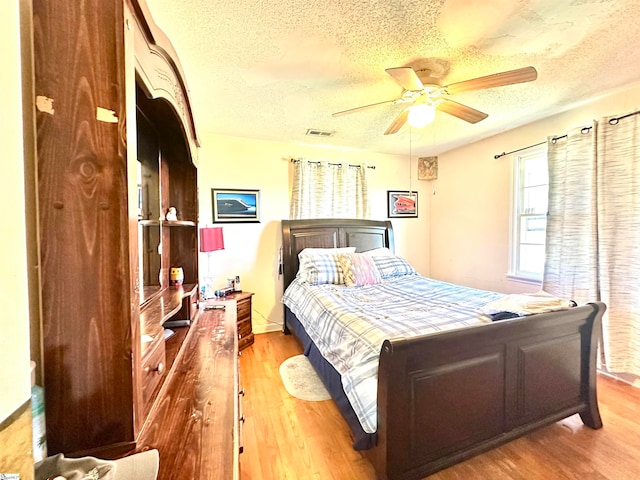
543, 112, 640, 377
596, 113, 640, 376
543, 123, 599, 304
290, 159, 370, 219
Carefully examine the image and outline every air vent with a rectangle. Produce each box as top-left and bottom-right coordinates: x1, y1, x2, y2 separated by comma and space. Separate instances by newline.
306, 128, 334, 137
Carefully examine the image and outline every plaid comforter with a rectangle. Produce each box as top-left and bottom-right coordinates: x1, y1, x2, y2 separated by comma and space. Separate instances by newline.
282, 274, 505, 433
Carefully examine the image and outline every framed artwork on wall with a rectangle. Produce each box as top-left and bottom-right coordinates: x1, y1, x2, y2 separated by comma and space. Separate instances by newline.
387, 190, 418, 218
418, 156, 438, 180
212, 188, 261, 223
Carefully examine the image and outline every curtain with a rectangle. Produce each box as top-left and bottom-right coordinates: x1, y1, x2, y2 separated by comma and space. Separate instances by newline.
542, 123, 599, 305
290, 159, 369, 219
596, 113, 640, 375
543, 113, 640, 377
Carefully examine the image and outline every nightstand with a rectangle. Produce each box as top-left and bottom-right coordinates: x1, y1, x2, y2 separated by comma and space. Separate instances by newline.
214, 291, 254, 350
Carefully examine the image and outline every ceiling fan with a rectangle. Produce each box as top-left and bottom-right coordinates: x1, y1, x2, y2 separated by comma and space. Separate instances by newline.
332, 65, 538, 135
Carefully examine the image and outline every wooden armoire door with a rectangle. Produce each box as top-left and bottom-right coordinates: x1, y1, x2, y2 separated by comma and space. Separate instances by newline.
33, 0, 138, 456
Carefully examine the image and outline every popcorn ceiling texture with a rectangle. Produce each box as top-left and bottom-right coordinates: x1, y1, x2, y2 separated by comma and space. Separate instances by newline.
145, 0, 640, 155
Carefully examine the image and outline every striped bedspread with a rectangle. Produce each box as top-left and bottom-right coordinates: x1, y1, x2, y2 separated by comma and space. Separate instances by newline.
281, 274, 506, 434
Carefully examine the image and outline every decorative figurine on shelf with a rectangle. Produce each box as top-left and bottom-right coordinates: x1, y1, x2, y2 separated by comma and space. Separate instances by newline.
169, 266, 184, 286
166, 206, 178, 221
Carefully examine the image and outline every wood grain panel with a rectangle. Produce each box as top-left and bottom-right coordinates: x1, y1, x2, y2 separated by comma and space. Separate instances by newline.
518, 333, 582, 422
344, 225, 394, 252
136, 304, 238, 480
408, 352, 505, 463
33, 0, 134, 455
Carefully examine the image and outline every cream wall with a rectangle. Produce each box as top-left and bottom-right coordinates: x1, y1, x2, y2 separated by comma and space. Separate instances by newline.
431, 83, 640, 293
197, 134, 430, 333
0, 0, 31, 420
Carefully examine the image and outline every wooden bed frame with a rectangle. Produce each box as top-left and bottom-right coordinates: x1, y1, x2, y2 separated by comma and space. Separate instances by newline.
281, 218, 606, 480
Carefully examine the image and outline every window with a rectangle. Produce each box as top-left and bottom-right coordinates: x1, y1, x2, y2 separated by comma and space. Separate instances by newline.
510, 148, 548, 281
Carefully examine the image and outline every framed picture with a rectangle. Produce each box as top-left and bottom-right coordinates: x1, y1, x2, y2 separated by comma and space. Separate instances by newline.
212, 188, 261, 223
387, 190, 418, 218
418, 156, 438, 180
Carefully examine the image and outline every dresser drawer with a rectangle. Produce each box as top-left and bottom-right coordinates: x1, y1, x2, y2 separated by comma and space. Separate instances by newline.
141, 339, 166, 415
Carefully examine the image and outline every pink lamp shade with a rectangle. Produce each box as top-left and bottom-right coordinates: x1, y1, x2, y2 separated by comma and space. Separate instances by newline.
200, 227, 225, 252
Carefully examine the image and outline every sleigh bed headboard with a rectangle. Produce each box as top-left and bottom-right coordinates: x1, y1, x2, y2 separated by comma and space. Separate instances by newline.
281, 218, 394, 291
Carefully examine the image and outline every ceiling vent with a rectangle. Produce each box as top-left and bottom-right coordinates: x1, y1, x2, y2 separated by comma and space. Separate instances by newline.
306, 128, 334, 137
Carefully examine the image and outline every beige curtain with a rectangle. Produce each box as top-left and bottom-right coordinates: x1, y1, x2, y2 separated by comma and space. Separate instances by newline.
543, 113, 640, 377
290, 159, 369, 219
596, 113, 640, 376
542, 123, 599, 304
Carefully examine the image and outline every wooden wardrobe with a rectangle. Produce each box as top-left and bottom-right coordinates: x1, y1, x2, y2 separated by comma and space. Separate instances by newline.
32, 0, 200, 457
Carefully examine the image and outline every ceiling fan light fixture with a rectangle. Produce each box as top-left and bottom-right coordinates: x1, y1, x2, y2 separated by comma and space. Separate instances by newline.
407, 103, 436, 128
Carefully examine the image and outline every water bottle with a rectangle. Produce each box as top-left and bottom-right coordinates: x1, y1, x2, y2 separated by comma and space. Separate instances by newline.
31, 361, 47, 462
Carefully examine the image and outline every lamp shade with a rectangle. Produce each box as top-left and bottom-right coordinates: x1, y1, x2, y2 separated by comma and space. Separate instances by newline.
200, 227, 225, 252
408, 103, 436, 128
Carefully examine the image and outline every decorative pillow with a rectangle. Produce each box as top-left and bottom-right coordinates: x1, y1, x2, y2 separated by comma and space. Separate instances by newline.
296, 247, 357, 285
336, 253, 382, 287
370, 254, 417, 278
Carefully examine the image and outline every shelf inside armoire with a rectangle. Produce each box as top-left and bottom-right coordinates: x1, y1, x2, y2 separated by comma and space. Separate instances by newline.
140, 283, 198, 360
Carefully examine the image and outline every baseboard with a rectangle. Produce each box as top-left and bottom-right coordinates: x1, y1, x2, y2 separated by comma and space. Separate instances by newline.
598, 368, 640, 387
253, 323, 283, 334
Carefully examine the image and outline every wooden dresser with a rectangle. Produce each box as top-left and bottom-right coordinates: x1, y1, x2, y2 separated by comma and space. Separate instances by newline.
214, 292, 254, 350
136, 302, 242, 479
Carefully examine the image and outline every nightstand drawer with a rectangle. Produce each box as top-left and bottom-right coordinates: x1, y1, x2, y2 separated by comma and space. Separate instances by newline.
237, 298, 251, 321
238, 317, 252, 337
238, 332, 254, 350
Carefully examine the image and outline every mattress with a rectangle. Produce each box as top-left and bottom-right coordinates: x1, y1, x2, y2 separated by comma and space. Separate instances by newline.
282, 274, 506, 433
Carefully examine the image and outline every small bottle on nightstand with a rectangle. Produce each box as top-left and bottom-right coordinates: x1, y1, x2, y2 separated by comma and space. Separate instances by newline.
234, 275, 241, 292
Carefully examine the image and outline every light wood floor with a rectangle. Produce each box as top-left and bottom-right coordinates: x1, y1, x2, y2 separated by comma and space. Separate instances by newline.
239, 332, 640, 480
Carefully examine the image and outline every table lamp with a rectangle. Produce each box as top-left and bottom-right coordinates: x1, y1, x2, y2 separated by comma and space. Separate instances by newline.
199, 226, 225, 299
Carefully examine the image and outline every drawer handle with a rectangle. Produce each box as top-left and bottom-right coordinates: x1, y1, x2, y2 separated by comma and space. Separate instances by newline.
145, 362, 165, 375
239, 388, 245, 397
239, 415, 245, 424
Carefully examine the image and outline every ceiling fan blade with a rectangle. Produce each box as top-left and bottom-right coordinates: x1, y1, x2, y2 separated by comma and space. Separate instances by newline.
385, 67, 424, 91
436, 99, 488, 124
384, 109, 409, 135
332, 99, 398, 117
443, 66, 537, 95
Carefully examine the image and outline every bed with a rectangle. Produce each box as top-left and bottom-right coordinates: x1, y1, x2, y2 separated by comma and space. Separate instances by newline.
281, 218, 605, 480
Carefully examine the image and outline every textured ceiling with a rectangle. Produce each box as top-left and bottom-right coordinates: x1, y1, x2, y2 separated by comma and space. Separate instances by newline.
145, 0, 640, 156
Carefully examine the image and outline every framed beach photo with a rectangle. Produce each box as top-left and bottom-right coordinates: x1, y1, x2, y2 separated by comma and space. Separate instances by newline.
212, 188, 261, 223
387, 190, 418, 218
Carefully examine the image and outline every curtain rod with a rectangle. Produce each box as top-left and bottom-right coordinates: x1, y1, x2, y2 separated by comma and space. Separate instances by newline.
494, 109, 640, 159
493, 141, 546, 159
493, 127, 593, 159
290, 158, 376, 169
